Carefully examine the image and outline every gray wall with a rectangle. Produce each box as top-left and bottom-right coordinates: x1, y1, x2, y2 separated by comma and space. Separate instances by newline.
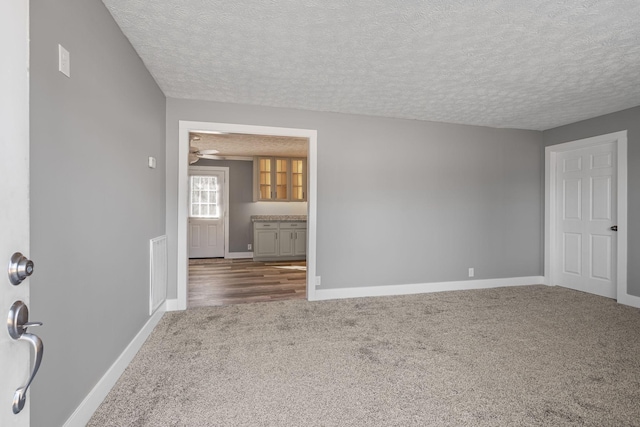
543, 105, 640, 297
193, 159, 307, 252
167, 99, 544, 297
30, 0, 166, 425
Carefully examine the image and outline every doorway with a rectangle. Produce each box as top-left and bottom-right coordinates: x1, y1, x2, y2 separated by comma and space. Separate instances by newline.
177, 121, 318, 309
545, 130, 630, 303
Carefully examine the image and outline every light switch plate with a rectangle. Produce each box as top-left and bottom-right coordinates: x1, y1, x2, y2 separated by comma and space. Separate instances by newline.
58, 44, 70, 77
148, 157, 156, 168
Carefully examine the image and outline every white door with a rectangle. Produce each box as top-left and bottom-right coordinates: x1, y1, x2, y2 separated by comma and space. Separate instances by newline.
1, 0, 33, 425
188, 171, 225, 258
556, 142, 617, 298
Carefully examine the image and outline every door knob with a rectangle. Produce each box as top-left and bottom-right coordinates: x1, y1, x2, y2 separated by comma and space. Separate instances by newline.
611, 226, 618, 231
7, 301, 44, 414
8, 252, 34, 286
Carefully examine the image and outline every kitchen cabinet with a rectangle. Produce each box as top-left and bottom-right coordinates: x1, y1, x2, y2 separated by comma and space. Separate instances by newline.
254, 222, 279, 258
293, 229, 306, 256
253, 221, 307, 260
254, 157, 307, 202
290, 158, 307, 201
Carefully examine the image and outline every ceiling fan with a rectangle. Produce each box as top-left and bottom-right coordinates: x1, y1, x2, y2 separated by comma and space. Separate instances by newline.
189, 135, 220, 164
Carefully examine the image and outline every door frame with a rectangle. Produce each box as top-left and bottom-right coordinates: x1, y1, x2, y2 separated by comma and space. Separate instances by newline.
1, 0, 31, 424
188, 166, 229, 258
544, 130, 637, 307
177, 121, 318, 309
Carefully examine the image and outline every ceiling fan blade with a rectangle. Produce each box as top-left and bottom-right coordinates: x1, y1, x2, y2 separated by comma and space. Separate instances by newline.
198, 149, 220, 155
199, 154, 224, 160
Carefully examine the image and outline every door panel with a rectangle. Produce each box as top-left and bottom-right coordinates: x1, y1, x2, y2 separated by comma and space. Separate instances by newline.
207, 224, 219, 246
279, 230, 294, 256
190, 224, 201, 248
294, 230, 307, 256
188, 220, 224, 258
255, 230, 278, 257
556, 142, 616, 298
1, 0, 31, 424
591, 235, 611, 280
591, 176, 611, 220
563, 233, 581, 275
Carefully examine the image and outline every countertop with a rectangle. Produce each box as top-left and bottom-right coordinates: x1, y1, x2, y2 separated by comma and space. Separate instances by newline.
251, 215, 307, 222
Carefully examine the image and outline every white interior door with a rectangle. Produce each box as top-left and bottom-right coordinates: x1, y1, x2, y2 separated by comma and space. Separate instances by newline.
556, 142, 617, 298
188, 170, 225, 258
1, 0, 32, 425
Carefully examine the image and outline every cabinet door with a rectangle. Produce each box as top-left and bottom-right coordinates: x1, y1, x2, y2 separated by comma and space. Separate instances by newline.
274, 158, 289, 200
255, 229, 278, 257
290, 158, 307, 201
294, 229, 307, 256
279, 229, 295, 256
257, 157, 273, 200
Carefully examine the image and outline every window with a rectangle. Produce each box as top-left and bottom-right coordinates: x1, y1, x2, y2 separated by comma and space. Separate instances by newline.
190, 175, 219, 218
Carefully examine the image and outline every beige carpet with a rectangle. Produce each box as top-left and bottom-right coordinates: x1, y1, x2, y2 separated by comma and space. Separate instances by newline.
89, 285, 640, 426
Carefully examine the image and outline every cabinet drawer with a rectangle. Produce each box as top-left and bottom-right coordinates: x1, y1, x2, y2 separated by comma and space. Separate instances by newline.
279, 222, 306, 229
254, 222, 278, 229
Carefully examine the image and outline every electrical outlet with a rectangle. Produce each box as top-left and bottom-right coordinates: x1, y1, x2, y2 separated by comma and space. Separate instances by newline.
468, 268, 474, 278
247, 243, 252, 251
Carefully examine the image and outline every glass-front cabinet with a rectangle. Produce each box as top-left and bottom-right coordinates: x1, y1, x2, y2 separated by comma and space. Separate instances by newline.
258, 157, 272, 200
255, 157, 307, 202
275, 158, 288, 200
290, 158, 307, 201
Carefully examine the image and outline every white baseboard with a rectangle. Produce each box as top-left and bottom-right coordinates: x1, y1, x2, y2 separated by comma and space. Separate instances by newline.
165, 298, 180, 311
226, 251, 253, 259
311, 276, 545, 301
63, 304, 166, 427
619, 292, 640, 309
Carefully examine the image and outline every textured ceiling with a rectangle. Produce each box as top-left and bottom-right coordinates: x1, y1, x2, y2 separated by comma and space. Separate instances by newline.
102, 0, 640, 130
191, 132, 308, 157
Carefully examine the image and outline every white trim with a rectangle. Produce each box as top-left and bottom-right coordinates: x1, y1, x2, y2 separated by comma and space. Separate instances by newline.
63, 305, 166, 427
617, 292, 640, 309
311, 276, 544, 301
545, 131, 630, 305
165, 298, 180, 312
188, 166, 230, 258
178, 121, 318, 310
227, 251, 254, 259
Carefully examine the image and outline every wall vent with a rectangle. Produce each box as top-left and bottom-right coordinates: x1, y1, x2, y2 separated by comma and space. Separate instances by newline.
149, 235, 167, 315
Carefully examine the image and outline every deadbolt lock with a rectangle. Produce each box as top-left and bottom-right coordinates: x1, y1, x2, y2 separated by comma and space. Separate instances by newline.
8, 252, 34, 286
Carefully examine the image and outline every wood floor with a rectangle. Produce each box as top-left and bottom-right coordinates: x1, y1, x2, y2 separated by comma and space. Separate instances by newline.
188, 258, 307, 308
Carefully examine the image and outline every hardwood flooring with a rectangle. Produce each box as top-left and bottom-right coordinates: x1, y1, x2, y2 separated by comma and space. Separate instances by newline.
188, 258, 307, 308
